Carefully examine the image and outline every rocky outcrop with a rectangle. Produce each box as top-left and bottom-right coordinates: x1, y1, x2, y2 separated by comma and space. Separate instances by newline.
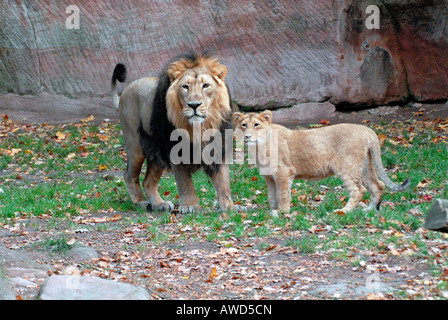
0, 0, 446, 116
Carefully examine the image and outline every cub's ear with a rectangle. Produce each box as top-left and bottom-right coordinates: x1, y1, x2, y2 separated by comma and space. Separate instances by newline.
260, 110, 272, 124
232, 112, 244, 123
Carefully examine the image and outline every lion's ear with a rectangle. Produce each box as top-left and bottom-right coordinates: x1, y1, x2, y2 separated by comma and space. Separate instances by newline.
232, 112, 243, 123
167, 60, 187, 83
208, 61, 227, 81
214, 64, 228, 81
260, 110, 272, 124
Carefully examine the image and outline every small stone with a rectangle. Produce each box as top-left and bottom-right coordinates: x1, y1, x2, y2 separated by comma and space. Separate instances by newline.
68, 246, 99, 261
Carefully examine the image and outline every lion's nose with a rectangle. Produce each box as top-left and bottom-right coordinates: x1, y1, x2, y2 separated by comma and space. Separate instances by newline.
188, 102, 202, 110
245, 133, 252, 139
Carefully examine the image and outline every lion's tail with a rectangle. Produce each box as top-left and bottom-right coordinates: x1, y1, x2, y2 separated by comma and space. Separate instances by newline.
370, 140, 410, 192
111, 63, 127, 109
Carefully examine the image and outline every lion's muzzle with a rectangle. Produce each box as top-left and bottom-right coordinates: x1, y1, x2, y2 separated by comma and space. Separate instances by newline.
186, 102, 207, 124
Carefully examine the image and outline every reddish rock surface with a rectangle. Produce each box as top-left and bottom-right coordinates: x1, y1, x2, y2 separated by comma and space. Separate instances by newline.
0, 0, 447, 118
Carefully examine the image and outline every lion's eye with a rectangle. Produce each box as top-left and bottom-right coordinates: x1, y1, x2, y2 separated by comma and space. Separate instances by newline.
242, 123, 247, 128
202, 83, 210, 89
254, 123, 260, 127
182, 85, 189, 90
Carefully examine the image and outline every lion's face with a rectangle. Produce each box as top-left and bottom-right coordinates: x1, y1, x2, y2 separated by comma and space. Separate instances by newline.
232, 111, 272, 145
165, 55, 231, 133
176, 69, 218, 125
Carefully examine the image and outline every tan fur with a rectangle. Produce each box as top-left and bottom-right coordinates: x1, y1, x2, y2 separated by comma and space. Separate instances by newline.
232, 111, 410, 213
166, 57, 231, 138
112, 56, 235, 213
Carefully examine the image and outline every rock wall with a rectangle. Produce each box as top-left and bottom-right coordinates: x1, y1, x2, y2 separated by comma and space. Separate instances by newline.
0, 0, 447, 114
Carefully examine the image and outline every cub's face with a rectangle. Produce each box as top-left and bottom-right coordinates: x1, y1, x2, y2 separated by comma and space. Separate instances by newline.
176, 69, 218, 124
232, 111, 272, 145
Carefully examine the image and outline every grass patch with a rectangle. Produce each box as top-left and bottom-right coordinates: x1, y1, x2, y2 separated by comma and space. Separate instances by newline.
33, 236, 75, 255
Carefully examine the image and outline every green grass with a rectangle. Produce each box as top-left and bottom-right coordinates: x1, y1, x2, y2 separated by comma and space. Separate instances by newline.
1, 119, 446, 234
32, 236, 75, 254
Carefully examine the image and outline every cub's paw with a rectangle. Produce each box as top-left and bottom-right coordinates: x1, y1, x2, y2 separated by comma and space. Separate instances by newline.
152, 201, 175, 212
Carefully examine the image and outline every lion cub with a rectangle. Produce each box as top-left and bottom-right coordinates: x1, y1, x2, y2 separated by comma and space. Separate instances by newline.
232, 110, 410, 213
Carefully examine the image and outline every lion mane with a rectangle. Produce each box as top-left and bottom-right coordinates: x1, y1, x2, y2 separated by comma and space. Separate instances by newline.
139, 52, 233, 174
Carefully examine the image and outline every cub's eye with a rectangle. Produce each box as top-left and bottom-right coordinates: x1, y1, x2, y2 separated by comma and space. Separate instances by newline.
182, 85, 189, 90
242, 123, 247, 128
254, 123, 260, 127
202, 83, 210, 89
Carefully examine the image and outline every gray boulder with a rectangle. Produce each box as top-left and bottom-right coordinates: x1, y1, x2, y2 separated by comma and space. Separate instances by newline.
0, 277, 15, 300
38, 275, 150, 300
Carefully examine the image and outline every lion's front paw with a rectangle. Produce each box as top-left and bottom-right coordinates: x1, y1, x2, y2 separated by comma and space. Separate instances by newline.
152, 201, 175, 212
178, 205, 199, 214
135, 201, 151, 211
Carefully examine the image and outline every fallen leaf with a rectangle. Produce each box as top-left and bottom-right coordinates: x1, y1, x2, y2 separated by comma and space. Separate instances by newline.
8, 148, 22, 156
66, 153, 76, 161
393, 231, 405, 238
55, 132, 66, 140
206, 266, 218, 283
80, 115, 95, 123
377, 133, 387, 145
417, 178, 429, 188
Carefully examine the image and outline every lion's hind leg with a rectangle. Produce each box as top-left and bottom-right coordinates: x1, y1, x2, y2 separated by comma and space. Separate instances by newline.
336, 169, 366, 213
124, 149, 148, 208
362, 158, 386, 211
143, 162, 174, 212
263, 175, 278, 210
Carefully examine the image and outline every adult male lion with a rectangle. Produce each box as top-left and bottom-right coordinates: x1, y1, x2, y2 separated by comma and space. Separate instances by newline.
111, 52, 238, 214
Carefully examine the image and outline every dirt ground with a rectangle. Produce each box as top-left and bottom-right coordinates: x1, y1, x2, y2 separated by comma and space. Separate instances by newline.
1, 100, 448, 300
0, 211, 435, 300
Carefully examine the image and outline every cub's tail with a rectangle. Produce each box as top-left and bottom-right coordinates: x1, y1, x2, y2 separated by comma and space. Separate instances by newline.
370, 141, 410, 192
111, 63, 127, 109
